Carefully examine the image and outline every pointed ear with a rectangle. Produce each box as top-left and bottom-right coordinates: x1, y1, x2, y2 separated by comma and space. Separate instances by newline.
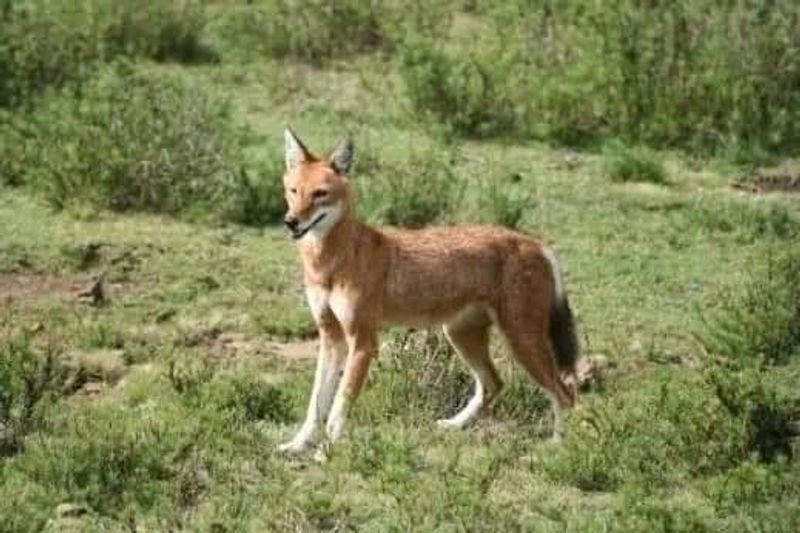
284, 128, 312, 171
329, 135, 354, 174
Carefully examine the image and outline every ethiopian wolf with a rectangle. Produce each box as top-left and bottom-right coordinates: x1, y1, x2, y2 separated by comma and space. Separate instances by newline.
277, 129, 579, 455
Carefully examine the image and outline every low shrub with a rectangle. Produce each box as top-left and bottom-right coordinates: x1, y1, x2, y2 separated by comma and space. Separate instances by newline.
168, 355, 293, 424
703, 460, 800, 515
398, 1, 800, 159
4, 406, 196, 522
207, 372, 294, 424
0, 0, 212, 107
101, 0, 213, 64
478, 178, 532, 230
6, 65, 242, 219
571, 490, 716, 532
338, 426, 421, 488
544, 370, 749, 492
701, 361, 798, 463
211, 0, 449, 64
693, 251, 800, 467
358, 145, 460, 228
398, 38, 517, 138
0, 1, 102, 107
603, 140, 668, 184
682, 200, 800, 243
0, 338, 74, 456
699, 252, 800, 366
493, 373, 551, 427
360, 330, 471, 423
227, 152, 286, 227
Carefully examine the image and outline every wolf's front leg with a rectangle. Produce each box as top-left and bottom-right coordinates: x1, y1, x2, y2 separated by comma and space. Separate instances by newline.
324, 327, 378, 444
278, 327, 345, 453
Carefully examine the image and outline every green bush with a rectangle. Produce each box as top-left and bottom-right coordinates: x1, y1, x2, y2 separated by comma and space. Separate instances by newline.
361, 330, 471, 423
0, 1, 102, 107
5, 65, 242, 219
4, 406, 195, 522
703, 460, 800, 515
0, 0, 211, 107
699, 252, 800, 366
697, 252, 800, 463
211, 0, 448, 64
0, 339, 74, 456
477, 178, 532, 230
701, 360, 798, 463
214, 0, 382, 64
545, 370, 749, 491
358, 145, 459, 228
101, 0, 212, 63
207, 372, 293, 424
398, 39, 517, 138
399, 1, 800, 158
168, 356, 293, 424
603, 140, 668, 184
227, 152, 286, 227
681, 200, 800, 244
493, 373, 551, 427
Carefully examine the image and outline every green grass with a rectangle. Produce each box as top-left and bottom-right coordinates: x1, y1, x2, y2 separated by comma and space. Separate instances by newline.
603, 140, 669, 185
1, 3, 800, 531
1, 127, 798, 529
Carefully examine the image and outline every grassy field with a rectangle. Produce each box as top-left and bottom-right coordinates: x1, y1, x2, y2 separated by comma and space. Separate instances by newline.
2, 1, 800, 531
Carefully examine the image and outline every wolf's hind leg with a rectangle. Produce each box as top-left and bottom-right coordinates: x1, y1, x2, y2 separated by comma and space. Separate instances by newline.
496, 313, 574, 442
438, 309, 502, 430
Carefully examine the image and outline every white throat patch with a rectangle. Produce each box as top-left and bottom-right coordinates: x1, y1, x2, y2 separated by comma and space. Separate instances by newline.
297, 204, 343, 243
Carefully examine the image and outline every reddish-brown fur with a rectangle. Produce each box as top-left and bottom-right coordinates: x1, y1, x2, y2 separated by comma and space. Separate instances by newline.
278, 130, 576, 455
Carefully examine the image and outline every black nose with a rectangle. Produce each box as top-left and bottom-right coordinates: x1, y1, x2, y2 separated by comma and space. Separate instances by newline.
284, 216, 299, 231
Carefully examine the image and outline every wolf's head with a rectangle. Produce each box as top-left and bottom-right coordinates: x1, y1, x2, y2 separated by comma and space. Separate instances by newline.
282, 128, 354, 242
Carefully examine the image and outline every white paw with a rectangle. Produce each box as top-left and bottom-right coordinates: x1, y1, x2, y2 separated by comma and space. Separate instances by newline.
313, 442, 330, 464
277, 437, 312, 454
436, 418, 466, 430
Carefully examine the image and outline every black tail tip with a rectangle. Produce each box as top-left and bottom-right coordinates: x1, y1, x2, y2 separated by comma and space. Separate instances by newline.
550, 297, 580, 373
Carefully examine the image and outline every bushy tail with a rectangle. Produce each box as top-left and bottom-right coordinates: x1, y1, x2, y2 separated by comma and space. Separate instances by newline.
543, 246, 580, 374
549, 295, 579, 374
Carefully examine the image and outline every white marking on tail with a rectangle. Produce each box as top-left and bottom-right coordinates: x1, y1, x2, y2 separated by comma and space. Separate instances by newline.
542, 246, 565, 304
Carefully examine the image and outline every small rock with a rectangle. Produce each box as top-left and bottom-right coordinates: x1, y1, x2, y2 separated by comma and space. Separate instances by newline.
79, 382, 104, 396
76, 276, 105, 306
155, 308, 177, 323
562, 152, 580, 170
628, 338, 643, 353
197, 275, 220, 291
56, 503, 87, 518
75, 242, 103, 271
568, 354, 610, 390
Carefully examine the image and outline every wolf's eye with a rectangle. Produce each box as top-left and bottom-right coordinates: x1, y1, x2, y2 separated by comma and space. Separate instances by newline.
289, 187, 297, 194
312, 189, 329, 199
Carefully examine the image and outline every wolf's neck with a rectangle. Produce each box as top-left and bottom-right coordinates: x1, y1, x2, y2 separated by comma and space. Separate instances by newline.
298, 213, 365, 284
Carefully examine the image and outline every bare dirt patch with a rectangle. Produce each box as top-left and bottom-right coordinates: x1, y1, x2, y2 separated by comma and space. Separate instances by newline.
266, 339, 317, 360
733, 162, 800, 194
177, 323, 317, 360
0, 273, 80, 305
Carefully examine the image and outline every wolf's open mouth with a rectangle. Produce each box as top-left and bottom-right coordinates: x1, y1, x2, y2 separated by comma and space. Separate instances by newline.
291, 213, 327, 240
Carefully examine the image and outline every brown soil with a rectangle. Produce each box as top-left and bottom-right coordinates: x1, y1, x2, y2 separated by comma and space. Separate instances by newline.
0, 273, 80, 304
266, 339, 317, 360
733, 163, 800, 194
